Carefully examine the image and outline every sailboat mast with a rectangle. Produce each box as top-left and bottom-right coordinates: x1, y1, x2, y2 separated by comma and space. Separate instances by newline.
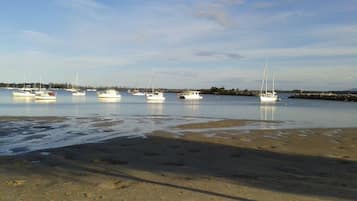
265, 70, 268, 94
260, 67, 266, 95
272, 74, 275, 93
39, 77, 42, 90
75, 73, 78, 88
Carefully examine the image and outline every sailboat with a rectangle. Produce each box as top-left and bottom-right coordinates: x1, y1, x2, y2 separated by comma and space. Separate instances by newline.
146, 76, 165, 102
12, 77, 35, 97
34, 79, 56, 100
131, 89, 146, 96
259, 66, 279, 103
12, 86, 35, 97
72, 73, 86, 96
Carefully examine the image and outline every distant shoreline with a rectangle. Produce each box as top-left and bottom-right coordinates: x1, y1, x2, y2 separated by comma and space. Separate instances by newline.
289, 92, 357, 102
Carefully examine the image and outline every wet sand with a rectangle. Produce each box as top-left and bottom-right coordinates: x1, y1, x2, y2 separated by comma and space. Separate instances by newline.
0, 119, 356, 201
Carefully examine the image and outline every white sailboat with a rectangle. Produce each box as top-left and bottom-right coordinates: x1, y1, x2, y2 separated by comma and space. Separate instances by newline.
146, 76, 165, 102
146, 91, 165, 102
131, 89, 146, 96
12, 78, 35, 97
12, 88, 35, 97
35, 90, 56, 100
259, 66, 279, 103
72, 73, 86, 96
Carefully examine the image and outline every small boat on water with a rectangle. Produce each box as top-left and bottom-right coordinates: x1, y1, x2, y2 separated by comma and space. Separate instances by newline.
146, 91, 165, 101
72, 89, 86, 96
97, 89, 121, 98
71, 73, 86, 96
131, 89, 146, 96
259, 67, 279, 103
146, 75, 165, 102
12, 88, 35, 97
178, 91, 203, 100
35, 90, 56, 100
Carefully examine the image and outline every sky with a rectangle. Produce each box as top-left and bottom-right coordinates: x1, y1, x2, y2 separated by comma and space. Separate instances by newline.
0, 0, 357, 90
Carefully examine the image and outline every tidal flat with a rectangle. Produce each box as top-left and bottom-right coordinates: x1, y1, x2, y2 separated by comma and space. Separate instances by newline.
0, 119, 356, 201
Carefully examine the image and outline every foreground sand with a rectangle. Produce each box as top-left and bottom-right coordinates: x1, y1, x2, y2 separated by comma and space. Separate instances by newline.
0, 119, 356, 201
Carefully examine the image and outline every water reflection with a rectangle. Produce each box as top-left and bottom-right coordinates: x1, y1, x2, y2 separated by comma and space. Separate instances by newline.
260, 104, 276, 121
183, 100, 200, 113
147, 101, 164, 115
12, 97, 34, 103
72, 96, 86, 103
34, 99, 56, 104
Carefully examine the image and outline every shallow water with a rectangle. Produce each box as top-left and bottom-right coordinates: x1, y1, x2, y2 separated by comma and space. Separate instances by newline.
0, 89, 356, 155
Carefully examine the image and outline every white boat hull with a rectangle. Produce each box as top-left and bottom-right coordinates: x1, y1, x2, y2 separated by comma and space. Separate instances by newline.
35, 91, 56, 100
179, 95, 203, 100
132, 92, 146, 96
72, 91, 86, 96
147, 96, 165, 101
97, 89, 121, 99
260, 95, 278, 103
12, 91, 35, 97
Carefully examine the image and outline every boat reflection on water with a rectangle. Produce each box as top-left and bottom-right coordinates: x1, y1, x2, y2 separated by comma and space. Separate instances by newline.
98, 98, 121, 103
183, 100, 200, 113
34, 99, 56, 104
147, 100, 164, 115
260, 104, 276, 121
12, 97, 34, 103
72, 96, 86, 104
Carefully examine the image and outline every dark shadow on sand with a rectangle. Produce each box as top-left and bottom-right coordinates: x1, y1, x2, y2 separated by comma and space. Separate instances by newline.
3, 135, 357, 200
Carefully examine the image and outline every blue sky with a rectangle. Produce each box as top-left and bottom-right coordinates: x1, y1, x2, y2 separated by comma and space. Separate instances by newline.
0, 0, 357, 90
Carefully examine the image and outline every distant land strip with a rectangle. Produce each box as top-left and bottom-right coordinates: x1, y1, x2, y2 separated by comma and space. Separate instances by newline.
289, 92, 357, 102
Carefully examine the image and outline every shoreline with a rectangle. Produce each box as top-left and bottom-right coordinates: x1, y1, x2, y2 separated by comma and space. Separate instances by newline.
0, 119, 356, 201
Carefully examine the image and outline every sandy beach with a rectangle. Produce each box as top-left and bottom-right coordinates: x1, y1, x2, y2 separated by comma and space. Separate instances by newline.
0, 119, 356, 201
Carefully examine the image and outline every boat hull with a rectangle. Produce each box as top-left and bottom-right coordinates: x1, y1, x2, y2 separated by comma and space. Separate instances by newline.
179, 95, 203, 100
146, 96, 165, 101
260, 95, 278, 103
72, 91, 86, 96
132, 92, 146, 96
12, 92, 35, 97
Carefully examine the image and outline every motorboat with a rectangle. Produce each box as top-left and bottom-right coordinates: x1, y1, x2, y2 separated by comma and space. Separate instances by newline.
179, 91, 203, 100
97, 89, 121, 98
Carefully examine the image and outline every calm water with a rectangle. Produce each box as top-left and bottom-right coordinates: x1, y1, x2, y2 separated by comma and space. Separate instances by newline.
0, 89, 356, 155
0, 89, 356, 127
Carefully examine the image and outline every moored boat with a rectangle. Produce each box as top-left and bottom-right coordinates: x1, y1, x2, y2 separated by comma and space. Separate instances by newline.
72, 89, 86, 96
178, 91, 203, 100
146, 91, 165, 101
97, 89, 121, 98
35, 90, 56, 100
12, 89, 35, 97
259, 67, 279, 103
